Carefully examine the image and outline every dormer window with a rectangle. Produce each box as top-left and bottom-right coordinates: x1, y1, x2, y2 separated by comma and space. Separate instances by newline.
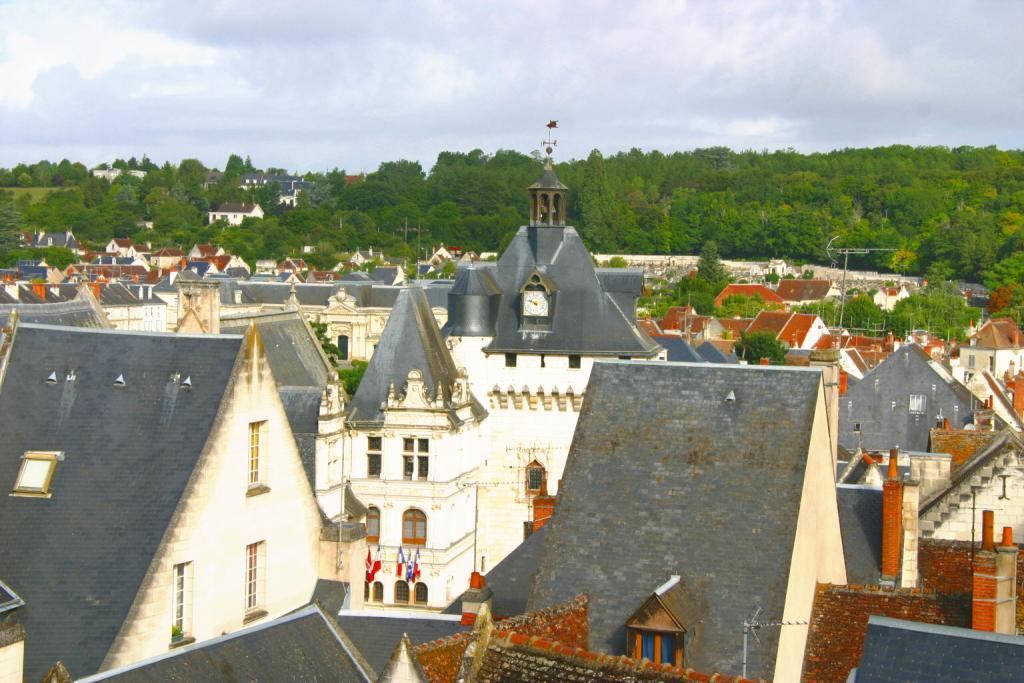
520, 272, 557, 330
12, 451, 60, 497
624, 576, 689, 668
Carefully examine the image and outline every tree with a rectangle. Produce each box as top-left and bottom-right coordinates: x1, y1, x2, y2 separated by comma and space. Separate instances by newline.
606, 256, 628, 268
735, 330, 786, 364
338, 360, 368, 396
696, 240, 729, 287
0, 203, 23, 256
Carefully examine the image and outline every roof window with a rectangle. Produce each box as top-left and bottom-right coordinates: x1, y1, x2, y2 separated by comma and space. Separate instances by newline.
12, 451, 61, 498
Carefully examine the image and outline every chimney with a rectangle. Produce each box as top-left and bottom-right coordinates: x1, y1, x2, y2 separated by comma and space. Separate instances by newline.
31, 282, 46, 300
899, 477, 920, 589
943, 418, 951, 430
973, 513, 1018, 634
461, 571, 493, 625
0, 622, 25, 683
531, 476, 557, 532
881, 449, 904, 584
759, 357, 770, 366
1011, 374, 1024, 419
838, 369, 849, 396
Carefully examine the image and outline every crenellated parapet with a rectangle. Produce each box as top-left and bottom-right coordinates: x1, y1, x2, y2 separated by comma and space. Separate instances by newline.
488, 385, 584, 411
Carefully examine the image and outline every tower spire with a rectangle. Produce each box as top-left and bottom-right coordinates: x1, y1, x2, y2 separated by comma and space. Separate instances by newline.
529, 120, 567, 226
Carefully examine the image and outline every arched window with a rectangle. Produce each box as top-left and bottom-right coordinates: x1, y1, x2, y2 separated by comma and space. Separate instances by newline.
372, 582, 383, 603
526, 461, 545, 494
402, 509, 427, 545
395, 580, 410, 604
415, 582, 428, 605
366, 506, 380, 543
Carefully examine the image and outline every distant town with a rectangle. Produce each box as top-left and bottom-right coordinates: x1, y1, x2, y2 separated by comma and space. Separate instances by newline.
0, 155, 1022, 683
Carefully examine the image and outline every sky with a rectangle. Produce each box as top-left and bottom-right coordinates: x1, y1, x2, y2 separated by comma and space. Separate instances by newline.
0, 0, 1022, 174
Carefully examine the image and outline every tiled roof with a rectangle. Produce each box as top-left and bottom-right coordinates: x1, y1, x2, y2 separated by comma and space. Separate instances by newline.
212, 202, 260, 213
79, 604, 371, 682
335, 613, 468, 676
974, 317, 1024, 349
775, 279, 831, 302
746, 310, 791, 337
0, 324, 244, 681
713, 284, 783, 307
528, 361, 823, 679
928, 428, 998, 471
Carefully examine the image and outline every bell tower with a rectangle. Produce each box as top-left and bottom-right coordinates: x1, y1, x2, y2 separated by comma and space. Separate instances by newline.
529, 121, 568, 226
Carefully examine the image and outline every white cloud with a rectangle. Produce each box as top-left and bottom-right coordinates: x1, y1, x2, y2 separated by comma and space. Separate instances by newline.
0, 0, 1022, 171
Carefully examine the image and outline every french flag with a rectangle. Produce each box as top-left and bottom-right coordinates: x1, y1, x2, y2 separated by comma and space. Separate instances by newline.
367, 545, 382, 582
412, 548, 422, 582
397, 547, 406, 577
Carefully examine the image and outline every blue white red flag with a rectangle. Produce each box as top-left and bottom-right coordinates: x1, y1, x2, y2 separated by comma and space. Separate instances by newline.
397, 546, 406, 576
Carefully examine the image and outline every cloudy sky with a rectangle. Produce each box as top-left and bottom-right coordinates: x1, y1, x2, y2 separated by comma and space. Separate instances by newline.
0, 1, 1021, 173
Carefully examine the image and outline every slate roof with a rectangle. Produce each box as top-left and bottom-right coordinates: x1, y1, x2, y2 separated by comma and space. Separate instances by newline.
221, 310, 332, 389
775, 279, 832, 302
652, 336, 704, 362
0, 324, 245, 681
0, 297, 111, 329
333, 613, 468, 675
444, 226, 659, 357
836, 485, 883, 585
442, 525, 550, 618
528, 360, 824, 679
79, 604, 371, 683
854, 615, 1024, 682
695, 340, 738, 364
348, 287, 484, 426
839, 344, 984, 452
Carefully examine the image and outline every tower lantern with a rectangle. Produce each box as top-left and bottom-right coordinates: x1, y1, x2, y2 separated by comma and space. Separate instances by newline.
529, 120, 567, 226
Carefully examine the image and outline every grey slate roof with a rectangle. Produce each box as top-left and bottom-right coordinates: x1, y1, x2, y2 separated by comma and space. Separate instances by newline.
0, 324, 244, 681
444, 227, 660, 357
854, 615, 1024, 682
696, 340, 738, 363
348, 287, 484, 426
0, 297, 111, 329
333, 613, 468, 674
221, 310, 332, 389
840, 344, 983, 452
527, 360, 824, 679
836, 485, 883, 585
442, 525, 549, 618
80, 604, 371, 683
654, 337, 704, 362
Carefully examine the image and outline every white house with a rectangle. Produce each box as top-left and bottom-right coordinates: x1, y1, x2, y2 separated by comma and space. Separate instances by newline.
208, 203, 264, 226
874, 284, 910, 311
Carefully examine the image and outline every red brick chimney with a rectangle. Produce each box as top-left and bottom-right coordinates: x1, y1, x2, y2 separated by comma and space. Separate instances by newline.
838, 370, 849, 396
31, 282, 46, 300
971, 512, 1019, 633
881, 449, 904, 584
1010, 373, 1024, 419
531, 477, 557, 533
461, 571, 493, 625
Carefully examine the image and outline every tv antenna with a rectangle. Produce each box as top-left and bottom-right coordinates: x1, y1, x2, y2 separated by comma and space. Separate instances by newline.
825, 236, 897, 329
542, 120, 558, 157
741, 605, 808, 678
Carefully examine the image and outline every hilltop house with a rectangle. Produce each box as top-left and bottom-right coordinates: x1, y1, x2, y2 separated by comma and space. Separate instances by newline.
208, 203, 264, 225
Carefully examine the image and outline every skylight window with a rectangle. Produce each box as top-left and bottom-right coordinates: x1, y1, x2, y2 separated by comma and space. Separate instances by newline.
12, 451, 60, 497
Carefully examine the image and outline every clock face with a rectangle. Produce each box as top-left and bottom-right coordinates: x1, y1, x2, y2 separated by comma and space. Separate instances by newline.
523, 290, 550, 317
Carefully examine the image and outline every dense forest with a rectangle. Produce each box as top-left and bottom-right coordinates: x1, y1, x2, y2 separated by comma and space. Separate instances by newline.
2, 146, 1024, 290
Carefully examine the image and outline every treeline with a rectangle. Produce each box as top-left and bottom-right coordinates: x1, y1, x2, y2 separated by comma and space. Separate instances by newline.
2, 146, 1024, 285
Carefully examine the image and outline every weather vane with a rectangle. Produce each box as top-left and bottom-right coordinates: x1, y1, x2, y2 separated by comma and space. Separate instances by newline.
542, 120, 558, 157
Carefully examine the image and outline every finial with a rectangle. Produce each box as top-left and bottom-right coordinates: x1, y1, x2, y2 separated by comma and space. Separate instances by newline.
542, 120, 558, 158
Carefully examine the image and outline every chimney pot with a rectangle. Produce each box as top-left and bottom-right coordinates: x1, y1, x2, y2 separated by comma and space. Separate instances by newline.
1002, 526, 1015, 548
469, 571, 485, 589
887, 449, 899, 480
943, 418, 951, 430
983, 510, 995, 552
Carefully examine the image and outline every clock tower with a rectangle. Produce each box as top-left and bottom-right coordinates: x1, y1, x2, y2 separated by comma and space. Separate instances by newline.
528, 159, 568, 227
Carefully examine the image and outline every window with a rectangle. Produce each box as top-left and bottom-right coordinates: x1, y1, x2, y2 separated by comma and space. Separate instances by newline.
338, 335, 350, 360
367, 437, 382, 479
12, 451, 59, 497
364, 581, 370, 602
402, 509, 427, 545
248, 422, 265, 486
505, 353, 517, 368
569, 355, 581, 369
415, 582, 428, 605
630, 629, 683, 667
968, 354, 976, 369
244, 541, 266, 615
172, 562, 193, 639
366, 506, 380, 543
402, 438, 429, 481
909, 394, 927, 415
526, 461, 545, 493
395, 581, 410, 603
373, 581, 384, 602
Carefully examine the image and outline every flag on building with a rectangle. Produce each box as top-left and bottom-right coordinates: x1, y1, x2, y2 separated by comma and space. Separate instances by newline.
397, 546, 406, 577
412, 548, 421, 582
367, 545, 382, 582
405, 550, 415, 583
